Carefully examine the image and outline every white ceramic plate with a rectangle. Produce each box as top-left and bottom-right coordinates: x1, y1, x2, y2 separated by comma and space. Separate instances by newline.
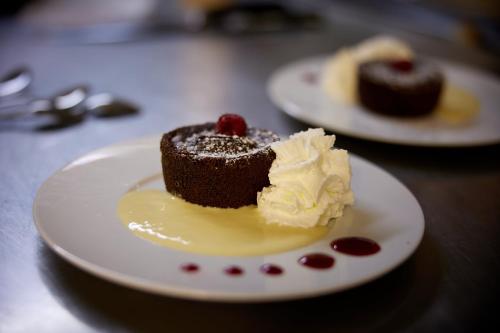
33, 136, 424, 302
268, 56, 500, 146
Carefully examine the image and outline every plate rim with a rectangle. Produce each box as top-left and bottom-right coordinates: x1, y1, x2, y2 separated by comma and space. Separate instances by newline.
268, 55, 500, 147
33, 135, 425, 302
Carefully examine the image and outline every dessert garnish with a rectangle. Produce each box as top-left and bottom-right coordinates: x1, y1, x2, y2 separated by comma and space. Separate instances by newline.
215, 113, 247, 136
224, 265, 244, 276
260, 264, 284, 275
180, 263, 199, 273
330, 237, 381, 256
389, 59, 414, 72
298, 253, 335, 269
257, 128, 354, 228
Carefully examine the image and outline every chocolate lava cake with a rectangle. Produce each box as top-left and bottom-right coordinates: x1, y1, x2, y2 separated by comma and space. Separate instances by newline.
358, 59, 444, 116
160, 115, 279, 208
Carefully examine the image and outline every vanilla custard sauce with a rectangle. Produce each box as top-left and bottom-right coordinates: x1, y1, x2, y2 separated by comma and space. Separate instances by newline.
117, 190, 328, 256
434, 83, 480, 125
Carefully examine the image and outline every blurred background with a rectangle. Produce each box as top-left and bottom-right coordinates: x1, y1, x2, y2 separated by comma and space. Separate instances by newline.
1, 0, 498, 132
1, 3, 500, 332
0, 0, 499, 57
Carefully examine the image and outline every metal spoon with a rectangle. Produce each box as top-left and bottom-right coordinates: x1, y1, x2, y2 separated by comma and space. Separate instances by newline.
85, 93, 139, 118
0, 85, 89, 125
0, 67, 32, 98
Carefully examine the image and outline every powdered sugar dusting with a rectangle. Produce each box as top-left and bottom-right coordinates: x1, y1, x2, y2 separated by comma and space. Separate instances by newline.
175, 128, 279, 159
361, 60, 442, 87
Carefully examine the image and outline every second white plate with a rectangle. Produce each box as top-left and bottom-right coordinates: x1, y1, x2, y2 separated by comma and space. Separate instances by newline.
268, 56, 500, 147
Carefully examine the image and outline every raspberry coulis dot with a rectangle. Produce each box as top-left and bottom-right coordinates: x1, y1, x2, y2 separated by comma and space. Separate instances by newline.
180, 263, 199, 273
224, 265, 244, 276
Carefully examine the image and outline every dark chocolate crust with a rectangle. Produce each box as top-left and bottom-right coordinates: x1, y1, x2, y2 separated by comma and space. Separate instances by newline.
358, 60, 444, 116
160, 123, 278, 208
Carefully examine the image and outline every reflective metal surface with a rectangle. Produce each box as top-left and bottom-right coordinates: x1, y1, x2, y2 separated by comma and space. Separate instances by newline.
0, 17, 499, 333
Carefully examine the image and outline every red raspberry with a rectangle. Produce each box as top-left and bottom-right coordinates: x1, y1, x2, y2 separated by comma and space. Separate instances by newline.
389, 59, 414, 72
215, 114, 247, 136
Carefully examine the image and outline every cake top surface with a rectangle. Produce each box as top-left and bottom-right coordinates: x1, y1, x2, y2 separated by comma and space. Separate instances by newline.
171, 124, 279, 159
359, 60, 443, 87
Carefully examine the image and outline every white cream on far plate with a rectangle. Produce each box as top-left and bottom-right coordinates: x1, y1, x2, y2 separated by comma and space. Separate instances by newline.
322, 35, 414, 104
257, 128, 354, 228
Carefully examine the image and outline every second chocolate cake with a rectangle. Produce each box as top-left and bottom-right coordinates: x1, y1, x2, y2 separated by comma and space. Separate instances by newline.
358, 59, 444, 116
160, 116, 279, 208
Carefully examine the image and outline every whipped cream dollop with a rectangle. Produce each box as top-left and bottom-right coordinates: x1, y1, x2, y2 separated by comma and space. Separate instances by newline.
257, 129, 354, 228
322, 35, 414, 104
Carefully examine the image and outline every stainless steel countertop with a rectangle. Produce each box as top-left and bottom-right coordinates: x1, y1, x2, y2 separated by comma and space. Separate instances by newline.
1, 18, 499, 332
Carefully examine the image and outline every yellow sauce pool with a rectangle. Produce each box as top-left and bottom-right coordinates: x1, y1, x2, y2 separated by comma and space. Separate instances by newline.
434, 83, 480, 125
117, 190, 328, 256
